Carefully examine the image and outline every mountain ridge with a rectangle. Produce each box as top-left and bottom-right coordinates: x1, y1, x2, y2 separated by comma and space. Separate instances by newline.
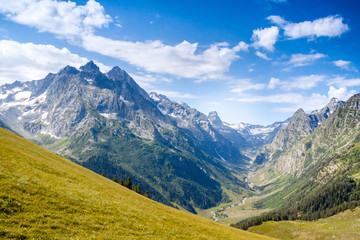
0, 62, 251, 213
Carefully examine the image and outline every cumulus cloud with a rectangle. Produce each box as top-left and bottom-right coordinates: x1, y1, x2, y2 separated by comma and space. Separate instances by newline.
82, 34, 249, 80
267, 15, 349, 40
268, 77, 280, 89
0, 0, 111, 41
267, 15, 286, 26
328, 85, 355, 100
0, 40, 110, 84
0, 0, 249, 81
333, 60, 351, 70
286, 53, 326, 67
251, 26, 279, 51
255, 51, 271, 60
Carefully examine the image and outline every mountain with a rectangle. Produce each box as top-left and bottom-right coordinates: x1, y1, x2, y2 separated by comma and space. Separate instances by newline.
0, 127, 274, 240
149, 92, 249, 166
271, 97, 345, 153
232, 94, 360, 232
244, 94, 359, 215
208, 111, 288, 152
254, 97, 344, 169
0, 62, 249, 213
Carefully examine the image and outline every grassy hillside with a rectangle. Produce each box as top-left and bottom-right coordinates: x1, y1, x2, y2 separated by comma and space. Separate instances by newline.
0, 127, 274, 239
248, 207, 360, 240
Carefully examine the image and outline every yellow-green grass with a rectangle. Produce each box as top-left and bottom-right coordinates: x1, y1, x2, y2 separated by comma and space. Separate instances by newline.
0, 128, 276, 239
248, 207, 360, 240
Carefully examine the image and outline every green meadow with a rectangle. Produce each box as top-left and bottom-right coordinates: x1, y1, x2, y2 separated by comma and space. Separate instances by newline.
0, 127, 275, 239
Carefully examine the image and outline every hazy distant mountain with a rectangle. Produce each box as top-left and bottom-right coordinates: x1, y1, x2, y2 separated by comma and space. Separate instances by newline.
208, 111, 288, 151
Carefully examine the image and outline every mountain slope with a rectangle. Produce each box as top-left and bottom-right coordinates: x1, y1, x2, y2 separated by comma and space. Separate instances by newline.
254, 97, 344, 172
149, 92, 248, 165
0, 127, 275, 239
0, 62, 248, 212
248, 207, 360, 240
247, 94, 360, 212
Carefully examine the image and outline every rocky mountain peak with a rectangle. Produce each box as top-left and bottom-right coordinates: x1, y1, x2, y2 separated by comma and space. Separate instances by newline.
344, 93, 360, 110
59, 65, 79, 75
79, 61, 100, 74
106, 66, 125, 81
149, 92, 170, 103
208, 111, 223, 126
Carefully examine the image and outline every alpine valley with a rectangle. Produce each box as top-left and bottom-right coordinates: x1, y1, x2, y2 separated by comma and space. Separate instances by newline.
1, 62, 360, 239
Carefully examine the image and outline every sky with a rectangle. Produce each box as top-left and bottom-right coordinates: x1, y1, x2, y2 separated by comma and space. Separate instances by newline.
0, 0, 359, 125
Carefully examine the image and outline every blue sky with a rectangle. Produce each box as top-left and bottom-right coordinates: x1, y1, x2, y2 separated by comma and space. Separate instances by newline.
0, 0, 359, 124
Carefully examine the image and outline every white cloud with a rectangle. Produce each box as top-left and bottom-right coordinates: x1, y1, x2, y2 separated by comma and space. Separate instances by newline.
251, 26, 279, 52
268, 75, 325, 90
234, 92, 333, 113
234, 93, 304, 104
82, 34, 249, 80
268, 77, 280, 89
333, 60, 351, 70
129, 72, 172, 90
229, 79, 266, 94
267, 15, 286, 26
0, 0, 249, 81
283, 75, 325, 90
0, 0, 112, 41
268, 15, 349, 40
152, 90, 198, 99
255, 51, 271, 60
328, 85, 355, 100
286, 53, 326, 67
328, 76, 360, 87
0, 40, 110, 84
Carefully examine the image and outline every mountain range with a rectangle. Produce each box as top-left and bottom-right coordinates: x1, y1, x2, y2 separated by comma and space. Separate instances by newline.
1, 61, 358, 224
0, 61, 266, 213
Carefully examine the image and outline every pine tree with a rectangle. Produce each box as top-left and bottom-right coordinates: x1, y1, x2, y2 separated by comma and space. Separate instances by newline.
136, 184, 141, 194
101, 172, 106, 177
112, 177, 117, 182
119, 179, 124, 186
144, 190, 150, 198
124, 177, 132, 189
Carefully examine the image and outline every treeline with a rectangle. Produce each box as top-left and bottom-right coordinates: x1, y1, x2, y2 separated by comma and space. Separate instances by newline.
233, 177, 360, 230
101, 172, 150, 198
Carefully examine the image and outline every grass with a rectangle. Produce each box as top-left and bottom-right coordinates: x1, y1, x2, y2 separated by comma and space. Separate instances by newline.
0, 127, 276, 239
248, 207, 360, 240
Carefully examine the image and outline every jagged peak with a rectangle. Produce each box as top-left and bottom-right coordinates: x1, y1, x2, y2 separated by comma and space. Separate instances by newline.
208, 111, 223, 125
294, 108, 306, 115
149, 92, 170, 103
59, 65, 79, 75
79, 61, 100, 74
107, 66, 122, 73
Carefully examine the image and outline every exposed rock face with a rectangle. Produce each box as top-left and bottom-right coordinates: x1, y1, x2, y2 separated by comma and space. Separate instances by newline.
272, 98, 345, 152
259, 97, 350, 175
